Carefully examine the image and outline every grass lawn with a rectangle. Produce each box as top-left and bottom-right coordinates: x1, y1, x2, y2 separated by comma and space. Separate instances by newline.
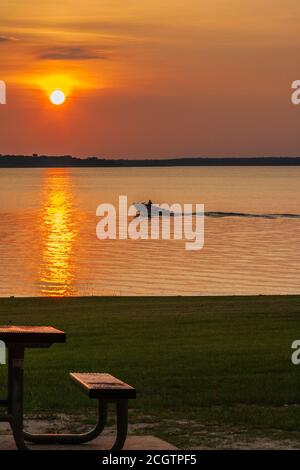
0, 295, 300, 448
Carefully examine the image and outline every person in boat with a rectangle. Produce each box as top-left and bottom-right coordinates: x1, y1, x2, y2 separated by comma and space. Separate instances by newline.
146, 199, 153, 217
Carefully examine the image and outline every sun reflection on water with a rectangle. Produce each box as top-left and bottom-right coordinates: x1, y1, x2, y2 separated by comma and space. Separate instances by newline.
39, 169, 77, 296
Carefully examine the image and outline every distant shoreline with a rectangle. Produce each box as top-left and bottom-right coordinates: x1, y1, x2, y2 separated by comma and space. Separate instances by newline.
0, 155, 300, 168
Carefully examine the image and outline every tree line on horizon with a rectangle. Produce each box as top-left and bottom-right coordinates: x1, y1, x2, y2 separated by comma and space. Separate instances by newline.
0, 155, 300, 167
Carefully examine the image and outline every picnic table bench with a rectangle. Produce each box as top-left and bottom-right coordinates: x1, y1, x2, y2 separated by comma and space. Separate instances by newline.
0, 326, 136, 450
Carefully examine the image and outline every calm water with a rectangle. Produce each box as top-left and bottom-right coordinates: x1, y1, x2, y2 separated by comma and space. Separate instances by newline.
0, 167, 299, 296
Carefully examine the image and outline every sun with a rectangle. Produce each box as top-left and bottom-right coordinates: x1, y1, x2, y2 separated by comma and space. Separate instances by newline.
49, 90, 66, 106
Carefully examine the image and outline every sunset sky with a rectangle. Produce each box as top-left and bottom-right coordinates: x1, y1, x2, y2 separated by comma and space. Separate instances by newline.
1, 0, 300, 158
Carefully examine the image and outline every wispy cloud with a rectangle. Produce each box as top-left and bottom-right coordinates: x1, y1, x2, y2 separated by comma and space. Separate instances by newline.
37, 46, 109, 61
0, 35, 18, 42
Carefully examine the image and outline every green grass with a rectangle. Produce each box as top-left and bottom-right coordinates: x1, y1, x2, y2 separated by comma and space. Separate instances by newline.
1, 296, 300, 446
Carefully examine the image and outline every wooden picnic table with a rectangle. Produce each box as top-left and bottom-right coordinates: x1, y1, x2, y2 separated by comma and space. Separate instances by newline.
0, 326, 66, 450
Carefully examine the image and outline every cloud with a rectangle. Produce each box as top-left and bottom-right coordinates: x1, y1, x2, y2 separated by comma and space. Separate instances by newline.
58, 20, 180, 40
37, 46, 108, 61
0, 35, 17, 43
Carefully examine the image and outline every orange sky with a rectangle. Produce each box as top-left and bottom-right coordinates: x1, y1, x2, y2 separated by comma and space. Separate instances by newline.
1, 0, 300, 158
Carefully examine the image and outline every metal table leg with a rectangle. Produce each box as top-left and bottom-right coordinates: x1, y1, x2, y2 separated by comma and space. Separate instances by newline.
110, 399, 128, 450
8, 345, 29, 450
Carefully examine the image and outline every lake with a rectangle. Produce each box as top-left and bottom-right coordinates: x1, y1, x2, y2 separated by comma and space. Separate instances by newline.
0, 166, 299, 296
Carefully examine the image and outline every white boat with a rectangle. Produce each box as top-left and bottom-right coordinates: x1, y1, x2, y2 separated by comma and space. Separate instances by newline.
134, 202, 175, 218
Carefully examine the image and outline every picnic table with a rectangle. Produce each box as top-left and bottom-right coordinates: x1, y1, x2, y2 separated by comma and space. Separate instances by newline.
0, 325, 136, 450
0, 326, 66, 450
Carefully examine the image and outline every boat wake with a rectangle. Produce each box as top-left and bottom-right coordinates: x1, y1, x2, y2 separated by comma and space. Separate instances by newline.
204, 211, 300, 219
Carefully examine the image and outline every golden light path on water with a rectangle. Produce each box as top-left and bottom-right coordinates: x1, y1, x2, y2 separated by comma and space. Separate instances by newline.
39, 169, 77, 296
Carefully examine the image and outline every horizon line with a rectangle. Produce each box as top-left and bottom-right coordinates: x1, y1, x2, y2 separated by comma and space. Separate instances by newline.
1, 155, 300, 168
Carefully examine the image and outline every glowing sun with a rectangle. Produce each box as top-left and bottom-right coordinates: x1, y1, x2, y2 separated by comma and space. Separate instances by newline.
49, 90, 66, 105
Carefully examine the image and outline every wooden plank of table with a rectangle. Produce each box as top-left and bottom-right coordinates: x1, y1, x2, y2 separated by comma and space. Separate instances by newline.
70, 372, 136, 399
0, 326, 66, 344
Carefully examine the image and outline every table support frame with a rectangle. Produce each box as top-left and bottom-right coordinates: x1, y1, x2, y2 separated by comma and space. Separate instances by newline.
1, 346, 129, 450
